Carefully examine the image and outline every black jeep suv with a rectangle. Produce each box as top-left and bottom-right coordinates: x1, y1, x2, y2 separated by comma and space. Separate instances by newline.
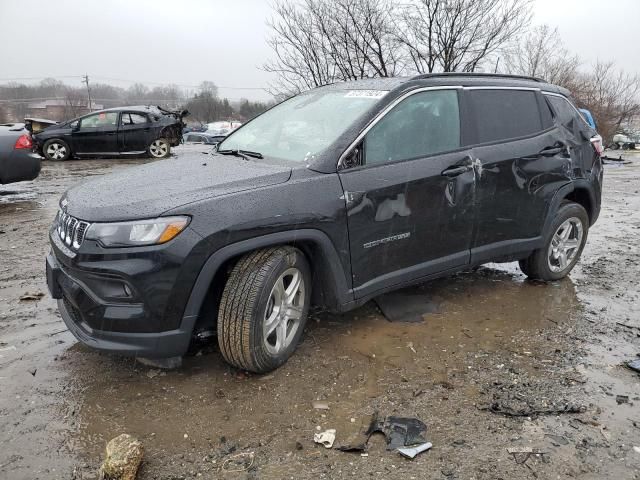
46, 74, 602, 373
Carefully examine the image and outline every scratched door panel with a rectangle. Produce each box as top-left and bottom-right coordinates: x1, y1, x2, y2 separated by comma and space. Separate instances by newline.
339, 150, 475, 298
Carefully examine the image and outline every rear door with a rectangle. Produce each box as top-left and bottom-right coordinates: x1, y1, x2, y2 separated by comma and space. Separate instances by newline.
119, 112, 151, 153
545, 93, 598, 175
467, 88, 573, 261
339, 88, 476, 298
72, 112, 119, 154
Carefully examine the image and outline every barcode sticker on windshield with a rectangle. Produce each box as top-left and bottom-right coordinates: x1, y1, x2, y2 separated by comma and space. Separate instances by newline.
344, 90, 388, 99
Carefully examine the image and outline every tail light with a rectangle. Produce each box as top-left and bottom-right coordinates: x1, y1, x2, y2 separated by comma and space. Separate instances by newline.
14, 134, 33, 150
590, 135, 604, 156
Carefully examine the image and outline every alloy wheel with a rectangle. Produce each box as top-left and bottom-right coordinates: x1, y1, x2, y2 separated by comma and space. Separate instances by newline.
547, 217, 583, 273
262, 267, 305, 355
46, 142, 67, 160
149, 140, 169, 158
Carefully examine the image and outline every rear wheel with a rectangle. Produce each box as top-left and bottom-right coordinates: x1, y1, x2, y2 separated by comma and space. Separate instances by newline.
519, 202, 589, 281
148, 138, 171, 158
217, 247, 311, 373
43, 139, 70, 161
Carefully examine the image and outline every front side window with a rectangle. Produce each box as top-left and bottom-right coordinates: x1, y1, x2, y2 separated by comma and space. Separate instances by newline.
80, 112, 118, 129
364, 89, 460, 165
469, 89, 542, 144
218, 89, 386, 162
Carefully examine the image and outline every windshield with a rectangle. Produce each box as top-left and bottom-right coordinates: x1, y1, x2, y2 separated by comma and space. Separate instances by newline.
218, 89, 387, 162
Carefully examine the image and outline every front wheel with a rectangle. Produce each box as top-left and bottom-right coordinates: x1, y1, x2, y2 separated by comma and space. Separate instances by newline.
217, 247, 311, 373
519, 202, 589, 281
148, 138, 171, 158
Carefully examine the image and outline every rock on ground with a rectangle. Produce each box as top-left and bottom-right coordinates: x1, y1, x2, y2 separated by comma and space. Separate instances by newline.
100, 434, 143, 480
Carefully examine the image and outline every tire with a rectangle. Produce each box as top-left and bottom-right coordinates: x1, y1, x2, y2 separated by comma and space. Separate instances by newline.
519, 202, 589, 281
217, 247, 311, 373
148, 138, 171, 158
43, 139, 71, 161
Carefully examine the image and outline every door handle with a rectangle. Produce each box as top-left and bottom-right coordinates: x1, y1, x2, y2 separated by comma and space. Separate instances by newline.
540, 143, 567, 156
441, 165, 473, 177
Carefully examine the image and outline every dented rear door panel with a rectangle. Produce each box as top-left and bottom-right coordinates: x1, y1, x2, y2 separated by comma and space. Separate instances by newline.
470, 129, 573, 250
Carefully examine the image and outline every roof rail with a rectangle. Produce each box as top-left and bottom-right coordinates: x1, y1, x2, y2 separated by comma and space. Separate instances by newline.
411, 72, 547, 83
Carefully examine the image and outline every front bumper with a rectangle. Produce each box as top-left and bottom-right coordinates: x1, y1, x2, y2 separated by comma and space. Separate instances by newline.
46, 244, 198, 358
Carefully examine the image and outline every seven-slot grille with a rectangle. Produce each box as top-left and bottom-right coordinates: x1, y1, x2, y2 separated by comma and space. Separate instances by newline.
56, 209, 90, 249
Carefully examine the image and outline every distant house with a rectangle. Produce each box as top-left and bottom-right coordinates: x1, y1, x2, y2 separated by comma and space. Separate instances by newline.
25, 99, 104, 122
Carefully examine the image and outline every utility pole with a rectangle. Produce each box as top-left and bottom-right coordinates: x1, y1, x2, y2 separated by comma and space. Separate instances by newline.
82, 74, 93, 112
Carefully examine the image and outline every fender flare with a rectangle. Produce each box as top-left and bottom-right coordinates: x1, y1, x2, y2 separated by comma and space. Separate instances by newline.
181, 229, 353, 322
542, 180, 597, 237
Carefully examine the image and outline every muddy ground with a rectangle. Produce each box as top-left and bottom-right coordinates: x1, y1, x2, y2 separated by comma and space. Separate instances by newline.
1, 148, 639, 480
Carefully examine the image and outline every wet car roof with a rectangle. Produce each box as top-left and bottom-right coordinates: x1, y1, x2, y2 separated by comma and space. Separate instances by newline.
100, 105, 163, 113
316, 73, 569, 96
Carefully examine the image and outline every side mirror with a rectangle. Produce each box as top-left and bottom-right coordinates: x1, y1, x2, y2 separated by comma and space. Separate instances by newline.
71, 121, 80, 132
340, 143, 363, 169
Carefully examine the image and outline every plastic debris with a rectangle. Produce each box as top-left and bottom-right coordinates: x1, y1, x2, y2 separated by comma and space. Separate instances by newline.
616, 395, 629, 405
19, 292, 45, 301
314, 429, 336, 448
312, 400, 329, 410
397, 441, 433, 459
370, 415, 429, 450
507, 447, 547, 465
337, 412, 430, 457
626, 358, 640, 373
375, 291, 439, 323
136, 356, 182, 369
221, 452, 254, 473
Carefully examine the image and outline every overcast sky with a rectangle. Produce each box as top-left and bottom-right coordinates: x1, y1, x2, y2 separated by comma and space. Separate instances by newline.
0, 0, 638, 101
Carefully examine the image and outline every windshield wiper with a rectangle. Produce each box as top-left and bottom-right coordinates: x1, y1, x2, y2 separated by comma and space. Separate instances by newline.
217, 149, 264, 160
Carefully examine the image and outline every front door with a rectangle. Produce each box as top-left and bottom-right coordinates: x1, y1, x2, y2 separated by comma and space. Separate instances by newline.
72, 111, 119, 154
119, 112, 152, 153
339, 88, 476, 299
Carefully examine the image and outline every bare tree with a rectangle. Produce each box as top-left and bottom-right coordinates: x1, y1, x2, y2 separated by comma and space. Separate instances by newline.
62, 87, 86, 120
399, 0, 532, 73
504, 25, 580, 84
199, 81, 219, 98
264, 0, 401, 95
568, 62, 640, 142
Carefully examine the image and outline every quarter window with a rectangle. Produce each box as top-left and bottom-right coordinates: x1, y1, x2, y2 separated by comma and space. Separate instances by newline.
469, 89, 543, 144
364, 89, 460, 165
546, 95, 586, 130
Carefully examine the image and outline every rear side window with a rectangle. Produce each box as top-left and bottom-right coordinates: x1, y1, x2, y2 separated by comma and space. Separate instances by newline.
364, 89, 460, 165
469, 89, 543, 144
546, 95, 587, 130
130, 113, 148, 124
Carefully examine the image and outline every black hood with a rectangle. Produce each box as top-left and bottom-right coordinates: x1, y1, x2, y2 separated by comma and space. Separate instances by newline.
63, 155, 292, 222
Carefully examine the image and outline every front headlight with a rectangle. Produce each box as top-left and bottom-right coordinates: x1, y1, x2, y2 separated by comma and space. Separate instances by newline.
85, 216, 190, 247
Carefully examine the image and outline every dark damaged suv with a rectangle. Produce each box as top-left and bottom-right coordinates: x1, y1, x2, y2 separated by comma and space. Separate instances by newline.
35, 106, 186, 161
46, 74, 602, 372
